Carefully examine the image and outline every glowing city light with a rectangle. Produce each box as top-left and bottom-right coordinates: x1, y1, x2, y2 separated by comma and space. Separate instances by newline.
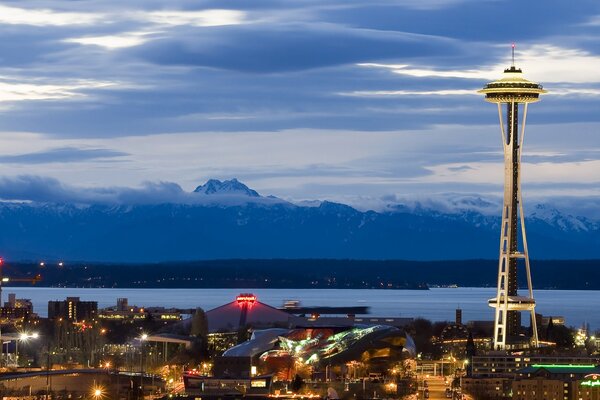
581, 374, 600, 387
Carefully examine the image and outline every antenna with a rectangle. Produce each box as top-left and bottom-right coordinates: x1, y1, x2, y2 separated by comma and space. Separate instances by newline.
511, 43, 515, 67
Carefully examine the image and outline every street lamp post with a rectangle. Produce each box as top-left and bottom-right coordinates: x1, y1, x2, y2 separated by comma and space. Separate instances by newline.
15, 332, 39, 368
460, 360, 469, 391
139, 333, 148, 400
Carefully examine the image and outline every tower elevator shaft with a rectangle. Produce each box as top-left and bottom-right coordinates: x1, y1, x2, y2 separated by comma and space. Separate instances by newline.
505, 101, 520, 338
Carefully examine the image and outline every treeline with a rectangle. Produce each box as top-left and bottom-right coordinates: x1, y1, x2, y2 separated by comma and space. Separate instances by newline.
2, 259, 599, 289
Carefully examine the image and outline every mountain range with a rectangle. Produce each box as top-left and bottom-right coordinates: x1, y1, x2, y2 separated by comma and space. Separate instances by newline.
0, 179, 598, 262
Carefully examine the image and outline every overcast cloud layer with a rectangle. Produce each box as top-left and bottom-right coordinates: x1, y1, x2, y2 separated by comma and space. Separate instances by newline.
0, 0, 598, 214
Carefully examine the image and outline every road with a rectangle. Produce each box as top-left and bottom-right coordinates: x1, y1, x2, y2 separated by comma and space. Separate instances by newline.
417, 375, 451, 400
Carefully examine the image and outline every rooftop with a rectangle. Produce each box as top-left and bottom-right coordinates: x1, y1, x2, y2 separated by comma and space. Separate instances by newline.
518, 364, 600, 375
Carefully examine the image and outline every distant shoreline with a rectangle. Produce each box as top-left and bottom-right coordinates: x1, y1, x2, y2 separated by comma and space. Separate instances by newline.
3, 259, 599, 290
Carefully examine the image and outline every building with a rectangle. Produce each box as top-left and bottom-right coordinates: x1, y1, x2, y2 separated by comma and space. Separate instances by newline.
513, 365, 600, 400
479, 49, 546, 350
205, 294, 291, 333
351, 316, 412, 328
48, 297, 98, 321
464, 356, 600, 399
470, 354, 600, 378
221, 325, 415, 380
183, 371, 272, 397
0, 293, 34, 323
98, 298, 182, 321
205, 293, 412, 334
462, 377, 511, 399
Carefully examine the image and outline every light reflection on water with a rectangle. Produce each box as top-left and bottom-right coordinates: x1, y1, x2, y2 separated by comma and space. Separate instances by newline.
3, 287, 599, 328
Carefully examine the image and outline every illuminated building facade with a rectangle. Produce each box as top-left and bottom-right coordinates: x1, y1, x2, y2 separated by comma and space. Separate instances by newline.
479, 49, 546, 349
219, 325, 415, 381
470, 355, 600, 378
464, 364, 600, 400
513, 366, 600, 400
97, 298, 182, 321
48, 297, 98, 321
0, 293, 34, 323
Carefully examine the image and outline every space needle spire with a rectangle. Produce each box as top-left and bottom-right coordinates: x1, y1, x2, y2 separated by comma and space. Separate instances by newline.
479, 46, 547, 350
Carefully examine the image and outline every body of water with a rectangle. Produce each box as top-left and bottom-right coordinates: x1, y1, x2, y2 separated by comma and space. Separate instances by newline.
3, 287, 598, 329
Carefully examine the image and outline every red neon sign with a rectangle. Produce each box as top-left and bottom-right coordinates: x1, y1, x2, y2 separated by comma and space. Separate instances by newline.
236, 293, 257, 306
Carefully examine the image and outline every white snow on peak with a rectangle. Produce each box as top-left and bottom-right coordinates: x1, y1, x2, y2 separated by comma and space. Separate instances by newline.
193, 178, 260, 197
529, 203, 595, 232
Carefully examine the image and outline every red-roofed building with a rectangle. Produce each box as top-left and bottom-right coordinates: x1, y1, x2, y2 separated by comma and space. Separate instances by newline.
206, 293, 291, 333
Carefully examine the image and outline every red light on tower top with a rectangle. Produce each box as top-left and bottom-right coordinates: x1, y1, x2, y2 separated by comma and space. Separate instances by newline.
511, 42, 516, 66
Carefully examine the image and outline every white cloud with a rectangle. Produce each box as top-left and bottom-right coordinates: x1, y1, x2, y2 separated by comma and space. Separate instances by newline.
359, 44, 600, 85
357, 63, 496, 80
423, 160, 600, 185
0, 5, 246, 28
0, 5, 102, 26
64, 31, 159, 49
0, 79, 115, 102
340, 89, 478, 97
140, 9, 247, 27
547, 88, 600, 96
342, 87, 600, 98
513, 45, 600, 84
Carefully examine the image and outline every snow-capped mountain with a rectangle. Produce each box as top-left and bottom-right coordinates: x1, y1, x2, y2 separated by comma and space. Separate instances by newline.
193, 178, 260, 197
529, 204, 598, 232
0, 179, 597, 262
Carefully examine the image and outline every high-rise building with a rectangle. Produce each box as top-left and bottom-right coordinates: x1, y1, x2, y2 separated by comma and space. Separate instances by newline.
48, 297, 98, 321
479, 47, 546, 350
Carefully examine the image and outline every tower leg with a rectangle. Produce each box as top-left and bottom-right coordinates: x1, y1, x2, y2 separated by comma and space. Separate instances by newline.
517, 103, 539, 347
492, 101, 537, 349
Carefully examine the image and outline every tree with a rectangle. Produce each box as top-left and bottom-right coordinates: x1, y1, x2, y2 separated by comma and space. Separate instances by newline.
237, 326, 250, 344
291, 374, 304, 392
189, 308, 211, 362
190, 308, 208, 339
545, 318, 554, 342
408, 318, 435, 357
550, 325, 575, 348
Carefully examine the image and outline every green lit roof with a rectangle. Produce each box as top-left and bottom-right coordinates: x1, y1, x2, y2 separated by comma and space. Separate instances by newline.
519, 364, 600, 375
532, 364, 596, 369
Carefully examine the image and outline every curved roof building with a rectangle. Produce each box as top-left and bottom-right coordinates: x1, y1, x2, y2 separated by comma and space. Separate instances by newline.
225, 325, 416, 368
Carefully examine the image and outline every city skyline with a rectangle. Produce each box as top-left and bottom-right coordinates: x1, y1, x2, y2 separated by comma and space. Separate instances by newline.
0, 3, 598, 395
0, 1, 598, 213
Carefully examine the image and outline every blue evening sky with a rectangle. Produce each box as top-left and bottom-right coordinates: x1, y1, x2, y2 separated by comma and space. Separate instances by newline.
0, 0, 598, 214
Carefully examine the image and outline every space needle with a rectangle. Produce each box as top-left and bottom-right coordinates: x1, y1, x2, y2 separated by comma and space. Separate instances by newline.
479, 45, 546, 350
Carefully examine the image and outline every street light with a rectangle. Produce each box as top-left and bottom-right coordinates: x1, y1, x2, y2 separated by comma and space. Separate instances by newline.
92, 386, 104, 399
459, 360, 469, 392
15, 332, 40, 368
15, 332, 39, 367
